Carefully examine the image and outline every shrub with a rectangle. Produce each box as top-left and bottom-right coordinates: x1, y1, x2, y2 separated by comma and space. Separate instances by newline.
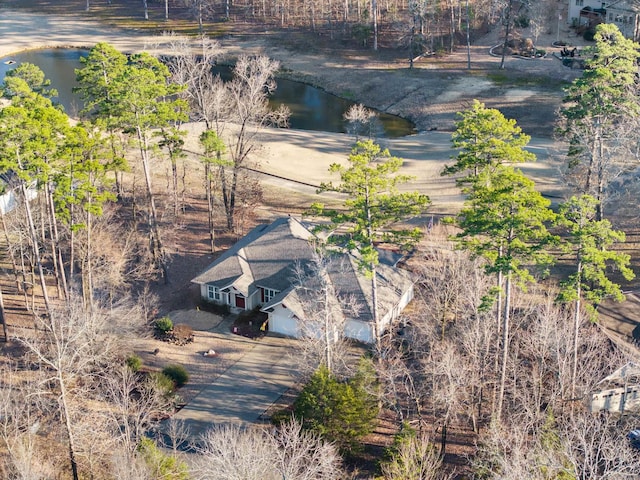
126, 354, 142, 372
199, 300, 231, 316
138, 437, 189, 480
162, 364, 190, 388
514, 14, 530, 28
155, 316, 173, 334
151, 372, 175, 395
292, 359, 378, 452
381, 425, 443, 480
172, 324, 194, 344
351, 23, 372, 46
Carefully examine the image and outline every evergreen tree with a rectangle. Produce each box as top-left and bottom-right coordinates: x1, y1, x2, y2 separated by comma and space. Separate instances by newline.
442, 99, 534, 183
311, 140, 430, 349
76, 43, 188, 282
456, 165, 556, 420
293, 360, 378, 452
558, 23, 640, 221
556, 194, 634, 396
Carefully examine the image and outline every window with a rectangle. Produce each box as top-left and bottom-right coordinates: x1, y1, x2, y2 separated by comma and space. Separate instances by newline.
262, 288, 279, 303
576, 0, 583, 6
207, 285, 221, 302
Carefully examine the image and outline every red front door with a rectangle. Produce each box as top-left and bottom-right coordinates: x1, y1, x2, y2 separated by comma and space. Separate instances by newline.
235, 294, 246, 309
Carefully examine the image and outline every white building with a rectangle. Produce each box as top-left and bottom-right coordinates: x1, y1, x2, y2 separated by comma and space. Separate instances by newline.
591, 362, 640, 413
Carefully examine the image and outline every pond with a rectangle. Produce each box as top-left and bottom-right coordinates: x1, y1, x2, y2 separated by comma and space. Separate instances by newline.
0, 48, 416, 137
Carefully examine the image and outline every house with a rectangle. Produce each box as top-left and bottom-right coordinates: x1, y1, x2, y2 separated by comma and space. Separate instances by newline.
0, 173, 37, 215
568, 1, 640, 41
590, 362, 640, 413
191, 216, 415, 344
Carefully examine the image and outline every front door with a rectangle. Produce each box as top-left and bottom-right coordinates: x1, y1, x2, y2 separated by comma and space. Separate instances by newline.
235, 294, 246, 309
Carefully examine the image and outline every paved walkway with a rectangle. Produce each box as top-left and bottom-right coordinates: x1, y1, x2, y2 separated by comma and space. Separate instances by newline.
171, 330, 298, 439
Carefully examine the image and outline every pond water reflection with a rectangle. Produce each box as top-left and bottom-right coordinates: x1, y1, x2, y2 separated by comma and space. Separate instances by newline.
0, 48, 416, 137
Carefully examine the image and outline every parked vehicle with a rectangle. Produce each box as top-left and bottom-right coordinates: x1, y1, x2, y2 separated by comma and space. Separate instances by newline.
626, 430, 640, 449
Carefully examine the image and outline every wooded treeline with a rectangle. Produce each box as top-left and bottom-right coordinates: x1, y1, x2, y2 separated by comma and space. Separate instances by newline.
80, 0, 561, 52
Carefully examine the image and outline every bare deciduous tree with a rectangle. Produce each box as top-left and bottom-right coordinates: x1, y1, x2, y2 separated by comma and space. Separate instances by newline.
221, 55, 289, 232
0, 367, 56, 479
560, 410, 639, 479
191, 420, 345, 480
14, 297, 146, 480
290, 252, 356, 380
343, 104, 382, 142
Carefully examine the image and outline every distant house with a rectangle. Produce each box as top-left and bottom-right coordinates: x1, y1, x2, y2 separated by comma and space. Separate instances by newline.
590, 362, 640, 413
0, 174, 37, 215
191, 217, 415, 344
568, 1, 640, 41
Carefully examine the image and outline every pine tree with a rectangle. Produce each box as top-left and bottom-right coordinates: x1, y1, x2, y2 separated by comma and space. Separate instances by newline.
311, 139, 430, 349
456, 165, 556, 420
558, 23, 640, 221
442, 99, 534, 184
556, 194, 634, 396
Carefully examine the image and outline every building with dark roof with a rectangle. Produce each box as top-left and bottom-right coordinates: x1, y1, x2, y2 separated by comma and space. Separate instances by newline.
191, 216, 415, 344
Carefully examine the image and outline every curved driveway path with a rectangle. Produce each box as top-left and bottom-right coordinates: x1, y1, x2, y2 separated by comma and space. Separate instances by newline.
171, 330, 298, 438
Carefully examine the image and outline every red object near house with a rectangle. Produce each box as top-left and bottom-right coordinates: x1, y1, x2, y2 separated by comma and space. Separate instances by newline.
235, 294, 246, 309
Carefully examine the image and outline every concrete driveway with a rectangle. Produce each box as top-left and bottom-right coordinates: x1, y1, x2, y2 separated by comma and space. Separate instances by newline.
171, 333, 298, 439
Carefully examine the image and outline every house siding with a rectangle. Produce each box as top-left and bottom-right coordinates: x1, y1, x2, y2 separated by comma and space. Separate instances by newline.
269, 304, 299, 337
200, 285, 249, 311
591, 386, 640, 413
344, 319, 374, 344
247, 289, 261, 310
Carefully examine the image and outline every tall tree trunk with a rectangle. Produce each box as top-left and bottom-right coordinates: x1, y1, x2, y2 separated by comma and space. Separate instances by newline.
571, 261, 583, 399
84, 204, 94, 312
496, 272, 512, 421
19, 241, 31, 312
58, 372, 80, 480
323, 272, 332, 372
1, 213, 26, 301
143, 0, 149, 20
46, 183, 69, 301
21, 182, 52, 317
165, 0, 169, 19
205, 163, 215, 253
595, 125, 605, 221
372, 0, 378, 50
69, 201, 75, 284
0, 286, 7, 342
499, 0, 513, 69
137, 127, 169, 283
221, 166, 237, 232
466, 0, 471, 69
172, 160, 179, 218
449, 0, 455, 53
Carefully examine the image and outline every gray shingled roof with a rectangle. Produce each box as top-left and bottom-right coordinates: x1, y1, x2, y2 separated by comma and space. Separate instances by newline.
193, 217, 414, 324
263, 250, 414, 325
191, 217, 316, 296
